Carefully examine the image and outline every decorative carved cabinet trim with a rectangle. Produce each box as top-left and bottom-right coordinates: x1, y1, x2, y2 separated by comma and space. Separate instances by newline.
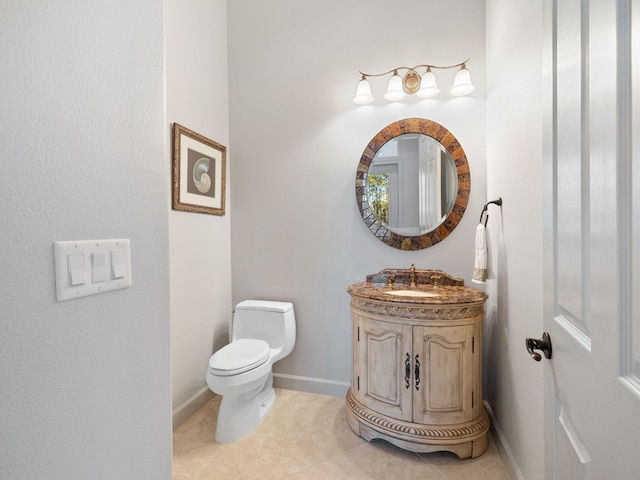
346, 282, 489, 459
351, 297, 485, 321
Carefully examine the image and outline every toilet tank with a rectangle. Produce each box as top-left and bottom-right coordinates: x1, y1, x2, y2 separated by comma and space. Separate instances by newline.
232, 300, 296, 360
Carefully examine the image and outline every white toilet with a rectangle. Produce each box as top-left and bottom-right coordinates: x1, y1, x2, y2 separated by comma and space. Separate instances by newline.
206, 300, 296, 443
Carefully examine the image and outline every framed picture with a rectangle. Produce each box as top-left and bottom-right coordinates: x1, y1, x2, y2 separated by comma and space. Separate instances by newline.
172, 123, 226, 215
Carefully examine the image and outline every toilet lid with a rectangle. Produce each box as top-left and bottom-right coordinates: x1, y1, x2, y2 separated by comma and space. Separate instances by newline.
209, 339, 270, 376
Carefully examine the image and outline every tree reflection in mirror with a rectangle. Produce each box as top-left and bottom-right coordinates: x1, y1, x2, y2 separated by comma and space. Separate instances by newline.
367, 173, 389, 225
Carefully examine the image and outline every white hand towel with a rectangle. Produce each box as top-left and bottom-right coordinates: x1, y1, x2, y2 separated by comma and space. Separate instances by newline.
472, 223, 487, 284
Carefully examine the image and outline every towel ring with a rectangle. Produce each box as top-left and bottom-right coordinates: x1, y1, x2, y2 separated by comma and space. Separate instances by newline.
479, 197, 503, 227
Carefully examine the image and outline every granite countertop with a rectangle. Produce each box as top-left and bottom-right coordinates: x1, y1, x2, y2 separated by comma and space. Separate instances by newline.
346, 282, 488, 305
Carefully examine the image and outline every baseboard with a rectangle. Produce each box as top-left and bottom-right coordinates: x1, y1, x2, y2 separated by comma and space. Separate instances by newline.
273, 373, 350, 397
172, 386, 215, 430
484, 401, 525, 480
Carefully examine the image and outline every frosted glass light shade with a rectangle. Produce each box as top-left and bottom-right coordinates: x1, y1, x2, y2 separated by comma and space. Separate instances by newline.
353, 78, 374, 104
450, 66, 475, 96
384, 72, 406, 101
416, 69, 440, 98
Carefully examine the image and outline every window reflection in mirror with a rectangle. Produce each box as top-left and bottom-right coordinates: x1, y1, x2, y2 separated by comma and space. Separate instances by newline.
367, 173, 390, 225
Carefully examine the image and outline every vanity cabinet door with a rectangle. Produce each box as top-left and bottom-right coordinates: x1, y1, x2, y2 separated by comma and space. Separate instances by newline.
355, 315, 413, 421
412, 324, 476, 425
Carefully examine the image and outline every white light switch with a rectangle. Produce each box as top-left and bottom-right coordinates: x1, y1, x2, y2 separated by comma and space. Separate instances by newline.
111, 250, 126, 279
92, 252, 107, 283
68, 253, 86, 286
54, 239, 132, 301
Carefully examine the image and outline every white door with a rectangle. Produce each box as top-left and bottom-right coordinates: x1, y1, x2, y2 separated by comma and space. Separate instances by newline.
542, 0, 640, 478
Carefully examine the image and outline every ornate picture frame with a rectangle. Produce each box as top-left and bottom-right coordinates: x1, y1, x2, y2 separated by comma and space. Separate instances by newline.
172, 123, 226, 215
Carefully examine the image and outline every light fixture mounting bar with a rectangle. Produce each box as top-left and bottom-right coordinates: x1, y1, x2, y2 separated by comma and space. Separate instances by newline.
358, 59, 470, 78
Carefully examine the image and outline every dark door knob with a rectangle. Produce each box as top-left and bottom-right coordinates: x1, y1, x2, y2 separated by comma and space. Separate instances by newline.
526, 332, 552, 361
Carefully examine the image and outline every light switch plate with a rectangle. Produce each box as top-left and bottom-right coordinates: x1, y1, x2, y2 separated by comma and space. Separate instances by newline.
54, 239, 132, 301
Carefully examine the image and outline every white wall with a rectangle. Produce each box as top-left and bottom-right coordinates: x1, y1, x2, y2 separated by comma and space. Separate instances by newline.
485, 0, 544, 479
0, 2, 171, 479
165, 0, 232, 426
228, 0, 486, 395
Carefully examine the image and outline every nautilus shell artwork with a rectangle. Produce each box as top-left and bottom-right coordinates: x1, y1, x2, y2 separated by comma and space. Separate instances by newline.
193, 157, 212, 194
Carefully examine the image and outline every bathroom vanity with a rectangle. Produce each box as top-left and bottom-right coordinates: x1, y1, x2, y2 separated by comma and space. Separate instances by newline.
346, 268, 489, 459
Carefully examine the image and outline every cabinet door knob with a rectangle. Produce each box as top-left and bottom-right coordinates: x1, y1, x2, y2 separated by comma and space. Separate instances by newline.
525, 332, 552, 361
414, 354, 421, 390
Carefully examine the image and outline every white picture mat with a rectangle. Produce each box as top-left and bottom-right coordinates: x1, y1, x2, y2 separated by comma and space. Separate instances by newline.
179, 133, 223, 209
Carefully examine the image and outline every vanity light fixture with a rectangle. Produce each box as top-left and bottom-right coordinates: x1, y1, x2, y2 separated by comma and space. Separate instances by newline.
353, 60, 475, 104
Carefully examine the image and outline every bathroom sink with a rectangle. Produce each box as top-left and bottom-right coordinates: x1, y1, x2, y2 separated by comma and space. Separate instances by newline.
385, 289, 440, 298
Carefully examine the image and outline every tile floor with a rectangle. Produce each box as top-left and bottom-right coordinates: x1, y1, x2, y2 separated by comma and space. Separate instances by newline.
173, 388, 510, 480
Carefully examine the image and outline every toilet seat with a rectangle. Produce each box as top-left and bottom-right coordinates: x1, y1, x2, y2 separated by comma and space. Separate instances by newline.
209, 339, 270, 376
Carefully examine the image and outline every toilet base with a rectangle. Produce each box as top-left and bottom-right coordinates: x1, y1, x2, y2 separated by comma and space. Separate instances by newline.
214, 371, 276, 443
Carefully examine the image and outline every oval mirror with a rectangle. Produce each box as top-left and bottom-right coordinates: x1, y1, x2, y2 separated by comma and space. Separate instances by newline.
356, 118, 470, 250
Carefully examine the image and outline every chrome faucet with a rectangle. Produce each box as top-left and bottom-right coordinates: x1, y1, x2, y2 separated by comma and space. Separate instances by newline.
409, 264, 417, 287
